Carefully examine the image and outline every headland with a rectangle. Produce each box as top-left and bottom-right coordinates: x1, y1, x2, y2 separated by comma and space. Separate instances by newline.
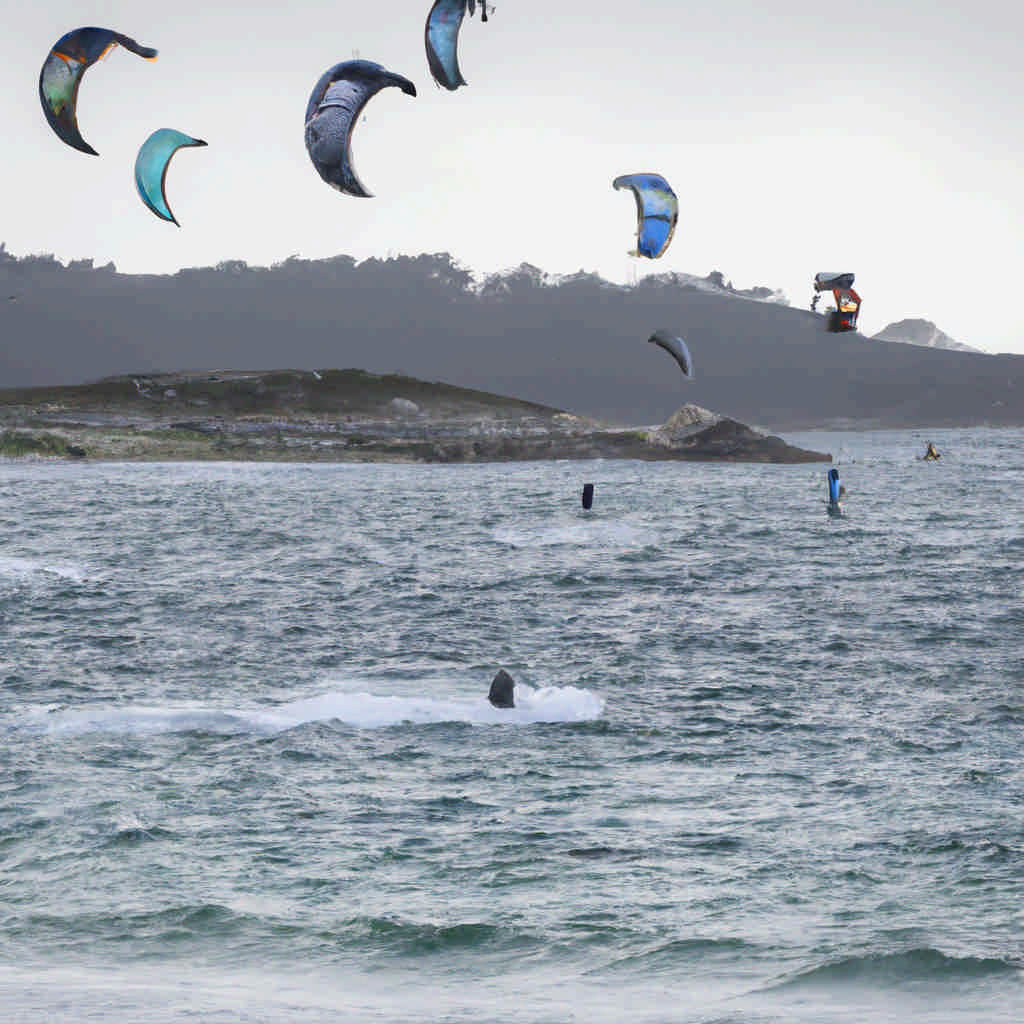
0, 369, 829, 464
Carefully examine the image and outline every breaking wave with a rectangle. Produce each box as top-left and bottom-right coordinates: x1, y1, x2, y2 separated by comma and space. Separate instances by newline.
9, 683, 604, 737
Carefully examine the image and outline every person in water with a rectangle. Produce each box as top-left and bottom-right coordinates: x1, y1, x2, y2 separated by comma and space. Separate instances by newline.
488, 670, 515, 708
924, 442, 941, 460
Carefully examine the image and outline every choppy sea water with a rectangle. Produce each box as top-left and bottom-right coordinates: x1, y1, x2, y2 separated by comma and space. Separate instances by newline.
1, 428, 1022, 1024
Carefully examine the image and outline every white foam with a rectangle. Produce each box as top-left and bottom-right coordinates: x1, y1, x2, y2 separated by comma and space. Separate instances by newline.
11, 684, 604, 737
269, 683, 604, 728
20, 706, 255, 737
0, 556, 88, 584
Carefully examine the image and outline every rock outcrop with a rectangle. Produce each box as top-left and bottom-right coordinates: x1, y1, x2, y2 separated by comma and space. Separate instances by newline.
872, 318, 980, 354
647, 404, 721, 447
645, 408, 824, 463
388, 397, 421, 416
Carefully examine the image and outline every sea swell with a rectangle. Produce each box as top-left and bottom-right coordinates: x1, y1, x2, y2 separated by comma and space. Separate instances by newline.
2, 439, 1023, 1023
769, 947, 1024, 989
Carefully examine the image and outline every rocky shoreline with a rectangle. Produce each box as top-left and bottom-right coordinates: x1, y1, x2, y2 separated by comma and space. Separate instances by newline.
0, 369, 830, 464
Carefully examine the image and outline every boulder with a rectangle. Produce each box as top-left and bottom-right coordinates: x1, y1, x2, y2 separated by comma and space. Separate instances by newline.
388, 397, 420, 417
647, 404, 721, 447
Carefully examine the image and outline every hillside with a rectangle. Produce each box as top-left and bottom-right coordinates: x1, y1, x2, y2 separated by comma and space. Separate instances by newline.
2, 248, 1022, 429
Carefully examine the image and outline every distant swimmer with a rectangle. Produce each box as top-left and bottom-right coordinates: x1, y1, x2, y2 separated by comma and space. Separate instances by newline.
923, 442, 941, 461
488, 669, 515, 708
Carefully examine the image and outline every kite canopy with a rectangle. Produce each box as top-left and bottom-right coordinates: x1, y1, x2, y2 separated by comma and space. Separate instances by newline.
814, 272, 855, 292
648, 329, 693, 379
39, 27, 158, 155
425, 0, 475, 90
304, 60, 417, 197
134, 129, 207, 225
613, 174, 678, 259
813, 271, 861, 332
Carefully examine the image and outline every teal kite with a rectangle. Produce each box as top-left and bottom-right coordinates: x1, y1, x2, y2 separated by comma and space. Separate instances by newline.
134, 129, 207, 225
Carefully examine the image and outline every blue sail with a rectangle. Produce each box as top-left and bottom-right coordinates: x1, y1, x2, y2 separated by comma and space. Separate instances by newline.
612, 173, 678, 259
828, 468, 841, 505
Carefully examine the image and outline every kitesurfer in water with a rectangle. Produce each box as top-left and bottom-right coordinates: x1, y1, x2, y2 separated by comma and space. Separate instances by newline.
488, 669, 515, 708
826, 468, 844, 514
924, 442, 941, 461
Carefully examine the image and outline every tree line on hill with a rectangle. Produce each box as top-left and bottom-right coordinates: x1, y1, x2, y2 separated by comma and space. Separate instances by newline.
2, 245, 1021, 428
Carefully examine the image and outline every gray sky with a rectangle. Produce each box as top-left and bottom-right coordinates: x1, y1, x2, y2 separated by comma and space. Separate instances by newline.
3, 0, 1022, 353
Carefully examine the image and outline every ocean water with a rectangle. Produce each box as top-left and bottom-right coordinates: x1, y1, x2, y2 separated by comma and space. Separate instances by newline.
1, 428, 1022, 1023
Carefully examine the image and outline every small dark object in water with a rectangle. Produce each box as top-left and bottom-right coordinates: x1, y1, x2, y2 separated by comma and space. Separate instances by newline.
582, 483, 594, 510
488, 669, 515, 708
66, 445, 87, 458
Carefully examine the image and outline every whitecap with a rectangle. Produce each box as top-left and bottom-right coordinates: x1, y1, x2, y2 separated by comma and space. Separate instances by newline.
17, 705, 255, 737
265, 683, 604, 729
9, 684, 604, 737
0, 556, 88, 584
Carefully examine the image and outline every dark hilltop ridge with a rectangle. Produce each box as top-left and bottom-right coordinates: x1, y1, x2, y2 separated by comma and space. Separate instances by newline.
2, 245, 1022, 429
0, 368, 827, 463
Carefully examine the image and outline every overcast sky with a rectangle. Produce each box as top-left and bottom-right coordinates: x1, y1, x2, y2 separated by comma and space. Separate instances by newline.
3, 1, 1022, 353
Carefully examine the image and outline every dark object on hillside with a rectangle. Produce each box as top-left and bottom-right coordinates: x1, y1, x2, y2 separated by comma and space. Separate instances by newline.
488, 669, 515, 708
813, 271, 861, 333
582, 483, 594, 509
